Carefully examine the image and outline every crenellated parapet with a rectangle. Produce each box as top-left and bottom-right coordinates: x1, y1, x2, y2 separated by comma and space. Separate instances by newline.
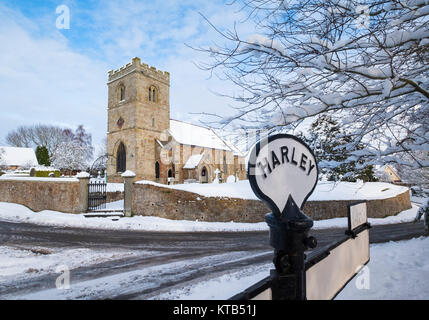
108, 57, 170, 84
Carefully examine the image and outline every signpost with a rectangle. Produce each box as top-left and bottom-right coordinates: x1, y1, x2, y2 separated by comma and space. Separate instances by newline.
230, 134, 371, 300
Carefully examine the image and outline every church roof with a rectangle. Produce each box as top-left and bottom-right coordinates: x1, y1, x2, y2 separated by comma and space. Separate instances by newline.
183, 153, 204, 169
0, 147, 39, 167
169, 119, 241, 153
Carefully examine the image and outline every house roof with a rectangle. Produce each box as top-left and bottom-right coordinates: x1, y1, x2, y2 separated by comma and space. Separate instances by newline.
0, 147, 39, 167
183, 153, 204, 169
169, 119, 240, 153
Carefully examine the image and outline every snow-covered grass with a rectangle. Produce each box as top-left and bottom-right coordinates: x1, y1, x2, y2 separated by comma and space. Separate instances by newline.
106, 183, 124, 193
337, 236, 429, 300
137, 180, 409, 201
0, 202, 420, 232
151, 236, 429, 300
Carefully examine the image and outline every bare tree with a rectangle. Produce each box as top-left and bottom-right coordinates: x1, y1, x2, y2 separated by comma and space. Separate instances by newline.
196, 0, 429, 171
6, 124, 67, 157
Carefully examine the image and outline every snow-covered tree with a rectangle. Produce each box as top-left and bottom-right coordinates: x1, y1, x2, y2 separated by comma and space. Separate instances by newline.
299, 114, 378, 182
52, 140, 89, 174
51, 125, 94, 173
197, 0, 429, 175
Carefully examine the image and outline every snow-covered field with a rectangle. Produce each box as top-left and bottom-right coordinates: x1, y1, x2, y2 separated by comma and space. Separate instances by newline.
152, 236, 429, 300
0, 202, 420, 232
138, 180, 409, 201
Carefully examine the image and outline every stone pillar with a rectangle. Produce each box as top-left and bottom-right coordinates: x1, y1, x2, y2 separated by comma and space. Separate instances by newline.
77, 172, 90, 213
122, 170, 136, 217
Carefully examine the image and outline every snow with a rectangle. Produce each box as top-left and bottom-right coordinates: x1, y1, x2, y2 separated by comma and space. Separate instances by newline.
76, 172, 90, 178
150, 236, 429, 300
0, 176, 78, 182
106, 183, 124, 193
0, 246, 138, 282
136, 180, 409, 201
169, 119, 233, 151
0, 202, 420, 233
337, 237, 429, 300
9, 251, 269, 300
0, 147, 38, 167
182, 153, 204, 169
154, 263, 270, 300
121, 170, 136, 178
226, 175, 237, 183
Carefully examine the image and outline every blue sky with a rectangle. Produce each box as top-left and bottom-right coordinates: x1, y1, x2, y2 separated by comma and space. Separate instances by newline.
0, 0, 254, 153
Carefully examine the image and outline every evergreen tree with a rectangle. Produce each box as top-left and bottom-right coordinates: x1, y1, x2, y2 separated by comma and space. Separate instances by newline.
35, 146, 51, 167
300, 115, 378, 182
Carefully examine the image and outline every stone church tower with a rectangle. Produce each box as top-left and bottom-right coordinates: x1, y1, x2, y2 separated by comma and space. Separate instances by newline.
106, 57, 170, 183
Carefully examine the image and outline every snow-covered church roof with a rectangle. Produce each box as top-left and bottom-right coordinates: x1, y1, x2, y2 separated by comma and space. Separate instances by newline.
169, 119, 243, 155
0, 147, 38, 167
183, 153, 204, 169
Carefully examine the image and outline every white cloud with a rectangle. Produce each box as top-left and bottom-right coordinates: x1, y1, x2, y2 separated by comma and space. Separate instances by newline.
0, 0, 257, 152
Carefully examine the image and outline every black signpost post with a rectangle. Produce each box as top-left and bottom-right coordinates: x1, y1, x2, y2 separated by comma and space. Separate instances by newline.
248, 134, 319, 300
231, 133, 371, 300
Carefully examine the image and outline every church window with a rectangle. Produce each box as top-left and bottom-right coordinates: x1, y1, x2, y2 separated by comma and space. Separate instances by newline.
155, 161, 160, 179
120, 86, 125, 101
149, 86, 157, 102
152, 117, 155, 127
116, 142, 126, 173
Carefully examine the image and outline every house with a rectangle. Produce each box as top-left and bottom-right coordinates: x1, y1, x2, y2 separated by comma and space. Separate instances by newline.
376, 164, 402, 183
106, 57, 246, 184
0, 147, 39, 170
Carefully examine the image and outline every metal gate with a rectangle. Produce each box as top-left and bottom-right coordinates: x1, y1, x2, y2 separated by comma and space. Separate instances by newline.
88, 181, 107, 211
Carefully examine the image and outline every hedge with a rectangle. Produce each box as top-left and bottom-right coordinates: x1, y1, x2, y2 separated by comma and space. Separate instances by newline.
35, 170, 61, 178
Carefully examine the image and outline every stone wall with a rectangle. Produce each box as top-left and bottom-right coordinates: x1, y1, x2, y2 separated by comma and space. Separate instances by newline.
132, 183, 411, 222
0, 178, 82, 213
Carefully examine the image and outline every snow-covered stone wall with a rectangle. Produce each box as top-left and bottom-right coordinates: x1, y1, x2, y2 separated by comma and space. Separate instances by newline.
0, 178, 81, 213
131, 183, 411, 222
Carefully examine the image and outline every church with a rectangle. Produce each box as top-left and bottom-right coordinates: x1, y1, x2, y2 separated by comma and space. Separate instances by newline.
106, 57, 247, 184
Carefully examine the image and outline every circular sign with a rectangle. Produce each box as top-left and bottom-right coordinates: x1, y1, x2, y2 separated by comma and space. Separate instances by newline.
248, 134, 318, 218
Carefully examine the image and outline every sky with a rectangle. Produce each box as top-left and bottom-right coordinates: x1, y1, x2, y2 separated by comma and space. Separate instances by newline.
0, 0, 255, 153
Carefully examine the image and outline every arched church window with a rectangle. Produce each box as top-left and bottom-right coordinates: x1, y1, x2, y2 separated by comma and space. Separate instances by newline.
149, 86, 157, 102
155, 161, 160, 179
116, 142, 126, 173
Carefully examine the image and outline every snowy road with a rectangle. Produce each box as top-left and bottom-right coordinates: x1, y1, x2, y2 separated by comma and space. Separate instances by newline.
0, 219, 425, 299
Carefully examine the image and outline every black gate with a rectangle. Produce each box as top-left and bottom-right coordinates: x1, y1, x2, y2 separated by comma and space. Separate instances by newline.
88, 181, 107, 211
